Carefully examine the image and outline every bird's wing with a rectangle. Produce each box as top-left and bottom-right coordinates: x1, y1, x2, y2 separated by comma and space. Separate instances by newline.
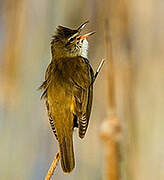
77, 74, 94, 139
63, 57, 94, 139
75, 83, 93, 138
39, 62, 58, 139
39, 62, 52, 99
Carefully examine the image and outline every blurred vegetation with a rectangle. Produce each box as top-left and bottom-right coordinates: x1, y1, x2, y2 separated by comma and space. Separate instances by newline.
0, 0, 164, 180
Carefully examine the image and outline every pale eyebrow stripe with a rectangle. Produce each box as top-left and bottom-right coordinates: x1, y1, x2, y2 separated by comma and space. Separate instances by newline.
68, 33, 79, 41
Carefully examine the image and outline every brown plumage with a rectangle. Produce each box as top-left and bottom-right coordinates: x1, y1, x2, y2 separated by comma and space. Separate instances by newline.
39, 22, 94, 173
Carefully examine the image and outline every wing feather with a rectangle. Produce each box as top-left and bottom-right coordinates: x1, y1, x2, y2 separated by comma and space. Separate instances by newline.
69, 57, 94, 138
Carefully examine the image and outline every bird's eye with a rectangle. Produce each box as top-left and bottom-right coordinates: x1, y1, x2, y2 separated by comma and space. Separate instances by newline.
69, 37, 75, 42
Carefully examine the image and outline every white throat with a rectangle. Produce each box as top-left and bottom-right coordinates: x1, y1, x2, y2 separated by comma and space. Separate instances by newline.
81, 39, 88, 58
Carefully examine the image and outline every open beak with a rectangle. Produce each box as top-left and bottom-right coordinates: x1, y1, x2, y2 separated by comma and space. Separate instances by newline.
80, 31, 96, 40
76, 21, 95, 40
77, 20, 89, 32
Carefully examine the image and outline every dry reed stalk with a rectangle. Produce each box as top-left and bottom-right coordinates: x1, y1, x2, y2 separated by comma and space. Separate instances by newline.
1, 0, 25, 108
44, 150, 60, 180
100, 14, 121, 180
101, 115, 121, 180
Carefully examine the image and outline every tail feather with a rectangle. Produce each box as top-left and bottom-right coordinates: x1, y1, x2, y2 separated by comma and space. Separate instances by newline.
59, 136, 75, 173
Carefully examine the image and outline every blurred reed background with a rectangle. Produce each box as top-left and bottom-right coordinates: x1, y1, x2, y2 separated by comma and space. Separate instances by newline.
0, 0, 164, 180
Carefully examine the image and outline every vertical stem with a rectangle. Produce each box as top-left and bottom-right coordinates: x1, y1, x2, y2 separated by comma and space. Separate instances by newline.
101, 116, 121, 180
100, 5, 121, 179
1, 0, 25, 108
45, 150, 60, 180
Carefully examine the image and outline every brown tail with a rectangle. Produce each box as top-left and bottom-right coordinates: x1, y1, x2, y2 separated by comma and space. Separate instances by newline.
59, 136, 75, 173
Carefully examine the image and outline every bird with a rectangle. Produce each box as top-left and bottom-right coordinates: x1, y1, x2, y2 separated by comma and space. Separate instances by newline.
39, 21, 95, 173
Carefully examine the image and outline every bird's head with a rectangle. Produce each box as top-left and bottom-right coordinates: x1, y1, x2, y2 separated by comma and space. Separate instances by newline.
51, 21, 95, 59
